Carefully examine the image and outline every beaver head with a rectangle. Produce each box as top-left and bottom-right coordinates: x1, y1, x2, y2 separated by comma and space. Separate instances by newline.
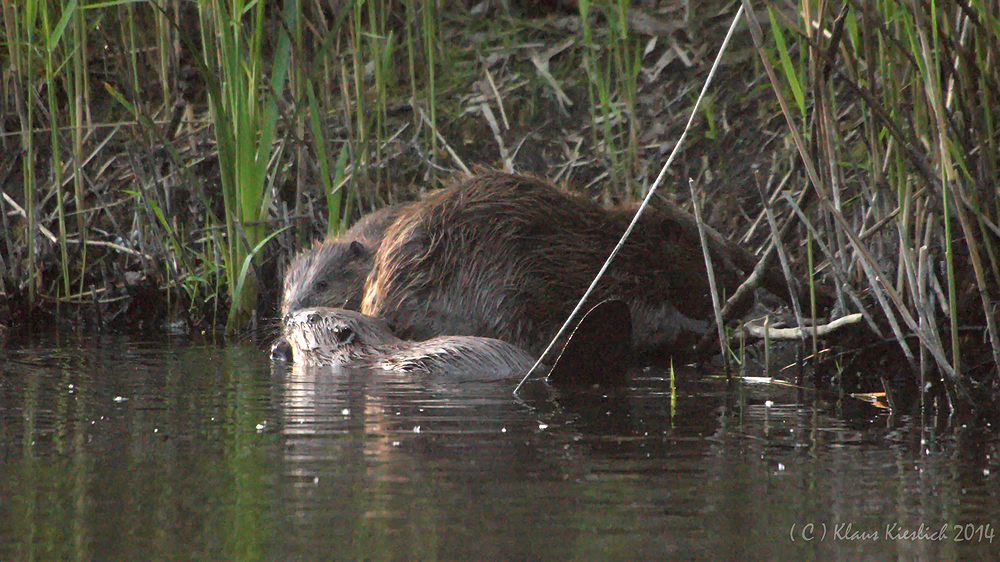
276, 307, 536, 378
280, 241, 374, 316
280, 307, 401, 366
281, 205, 405, 316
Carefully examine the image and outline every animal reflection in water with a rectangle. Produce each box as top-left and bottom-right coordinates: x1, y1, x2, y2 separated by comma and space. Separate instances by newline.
273, 301, 633, 386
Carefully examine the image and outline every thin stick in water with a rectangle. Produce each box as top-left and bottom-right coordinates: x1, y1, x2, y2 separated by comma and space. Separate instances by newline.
688, 178, 729, 373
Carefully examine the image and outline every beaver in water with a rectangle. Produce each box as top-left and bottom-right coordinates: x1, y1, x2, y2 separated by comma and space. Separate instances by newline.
359, 171, 741, 356
281, 204, 403, 314
275, 300, 632, 384
278, 307, 537, 379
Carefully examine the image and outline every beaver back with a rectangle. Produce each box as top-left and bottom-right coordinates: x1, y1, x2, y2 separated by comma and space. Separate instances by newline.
361, 172, 740, 355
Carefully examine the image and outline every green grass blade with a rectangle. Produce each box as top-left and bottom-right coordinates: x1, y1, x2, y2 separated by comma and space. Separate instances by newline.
768, 7, 805, 122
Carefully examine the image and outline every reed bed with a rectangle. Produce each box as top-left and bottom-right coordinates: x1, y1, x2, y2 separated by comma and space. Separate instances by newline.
0, 0, 997, 417
746, 0, 999, 416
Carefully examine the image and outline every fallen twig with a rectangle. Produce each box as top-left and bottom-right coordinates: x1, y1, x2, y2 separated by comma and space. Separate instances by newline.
743, 313, 863, 340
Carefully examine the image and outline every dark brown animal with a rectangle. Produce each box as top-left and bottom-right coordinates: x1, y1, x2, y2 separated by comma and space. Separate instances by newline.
280, 307, 536, 379
361, 171, 742, 356
281, 204, 404, 315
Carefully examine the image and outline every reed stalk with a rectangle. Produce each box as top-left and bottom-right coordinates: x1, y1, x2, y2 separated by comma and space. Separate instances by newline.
69, 2, 88, 296
422, 0, 439, 172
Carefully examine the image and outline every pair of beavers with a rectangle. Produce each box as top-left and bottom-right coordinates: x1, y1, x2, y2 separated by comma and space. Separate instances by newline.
277, 171, 745, 377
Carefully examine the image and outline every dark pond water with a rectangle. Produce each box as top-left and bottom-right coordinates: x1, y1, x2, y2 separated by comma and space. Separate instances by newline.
1, 333, 998, 561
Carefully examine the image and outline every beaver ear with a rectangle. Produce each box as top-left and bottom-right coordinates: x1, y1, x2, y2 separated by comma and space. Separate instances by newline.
333, 326, 355, 344
348, 240, 366, 259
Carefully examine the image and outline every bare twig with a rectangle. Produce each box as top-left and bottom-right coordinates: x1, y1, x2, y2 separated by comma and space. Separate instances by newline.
743, 313, 863, 340
480, 102, 513, 172
1, 191, 59, 244
416, 105, 471, 177
528, 39, 574, 115
755, 174, 806, 345
689, 179, 729, 371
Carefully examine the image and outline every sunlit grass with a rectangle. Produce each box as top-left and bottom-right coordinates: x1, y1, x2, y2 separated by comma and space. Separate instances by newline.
197, 0, 287, 330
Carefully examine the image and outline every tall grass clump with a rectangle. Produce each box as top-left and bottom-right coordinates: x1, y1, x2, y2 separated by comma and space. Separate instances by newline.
41, 2, 71, 302
294, 0, 438, 237
346, 0, 399, 203
3, 0, 97, 308
1, 0, 458, 332
197, 0, 290, 331
419, 0, 440, 171
3, 0, 40, 307
750, 0, 999, 414
67, 2, 90, 297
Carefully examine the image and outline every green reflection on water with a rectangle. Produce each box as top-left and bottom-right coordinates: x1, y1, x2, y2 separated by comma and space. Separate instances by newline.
224, 355, 269, 562
2, 337, 998, 561
2, 340, 280, 562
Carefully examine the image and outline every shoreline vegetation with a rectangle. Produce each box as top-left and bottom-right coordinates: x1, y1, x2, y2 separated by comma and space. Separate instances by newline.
1, 0, 997, 419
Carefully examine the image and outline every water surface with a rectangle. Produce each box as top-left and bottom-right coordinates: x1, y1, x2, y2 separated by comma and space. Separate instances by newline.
1, 333, 997, 561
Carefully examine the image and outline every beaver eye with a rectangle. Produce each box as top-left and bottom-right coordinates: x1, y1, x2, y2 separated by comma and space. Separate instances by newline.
307, 312, 322, 324
333, 326, 354, 344
314, 280, 329, 291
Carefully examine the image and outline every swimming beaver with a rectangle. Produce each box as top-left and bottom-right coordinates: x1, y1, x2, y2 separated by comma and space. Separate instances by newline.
281, 204, 404, 314
360, 171, 740, 356
276, 300, 633, 385
279, 307, 537, 379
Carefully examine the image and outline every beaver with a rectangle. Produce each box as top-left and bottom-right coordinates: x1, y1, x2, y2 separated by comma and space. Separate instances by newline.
278, 307, 536, 380
281, 204, 404, 314
360, 171, 741, 356
275, 300, 633, 385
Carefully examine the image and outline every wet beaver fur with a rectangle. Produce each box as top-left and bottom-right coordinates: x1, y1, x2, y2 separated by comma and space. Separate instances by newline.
359, 171, 743, 356
281, 204, 404, 314
280, 307, 536, 379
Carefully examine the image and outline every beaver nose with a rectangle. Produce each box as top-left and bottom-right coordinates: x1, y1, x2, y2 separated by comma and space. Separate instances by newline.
283, 313, 293, 326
